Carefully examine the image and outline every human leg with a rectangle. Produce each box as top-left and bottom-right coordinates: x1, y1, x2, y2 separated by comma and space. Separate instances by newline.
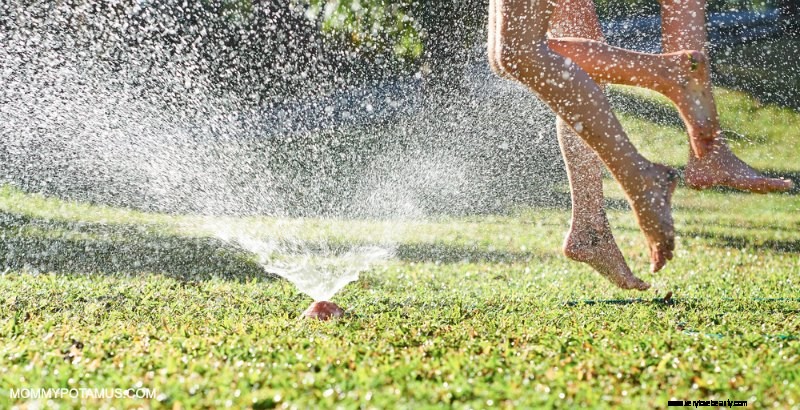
545, 0, 792, 192
546, 0, 649, 287
557, 125, 651, 289
549, 0, 717, 155
661, 0, 707, 52
660, 0, 794, 192
489, 0, 678, 272
546, 39, 719, 155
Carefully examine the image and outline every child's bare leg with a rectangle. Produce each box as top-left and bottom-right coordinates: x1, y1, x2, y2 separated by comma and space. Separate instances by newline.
547, 39, 718, 155
558, 124, 650, 289
490, 0, 678, 272
660, 0, 794, 192
548, 0, 648, 287
660, 0, 706, 52
547, 0, 791, 193
550, 0, 718, 152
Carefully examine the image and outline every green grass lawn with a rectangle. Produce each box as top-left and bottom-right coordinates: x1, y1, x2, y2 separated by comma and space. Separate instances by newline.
1, 88, 799, 408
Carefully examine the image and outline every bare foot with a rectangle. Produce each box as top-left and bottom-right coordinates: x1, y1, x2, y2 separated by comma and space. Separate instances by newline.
661, 50, 718, 158
626, 164, 679, 273
564, 217, 650, 290
685, 136, 794, 193
303, 301, 344, 320
657, 52, 792, 193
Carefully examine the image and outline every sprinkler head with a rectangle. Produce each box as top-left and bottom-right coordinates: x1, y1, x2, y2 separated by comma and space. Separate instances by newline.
302, 301, 344, 321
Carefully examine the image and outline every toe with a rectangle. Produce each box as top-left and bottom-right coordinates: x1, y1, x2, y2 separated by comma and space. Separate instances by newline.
631, 277, 651, 291
618, 273, 650, 291
650, 261, 660, 273
650, 247, 666, 273
665, 234, 675, 252
651, 261, 662, 273
763, 177, 794, 193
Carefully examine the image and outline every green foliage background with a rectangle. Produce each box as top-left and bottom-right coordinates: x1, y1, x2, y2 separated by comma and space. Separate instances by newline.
164, 0, 793, 97
293, 0, 786, 59
304, 0, 424, 59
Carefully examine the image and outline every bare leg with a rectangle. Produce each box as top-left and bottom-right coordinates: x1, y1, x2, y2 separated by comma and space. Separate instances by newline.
542, 0, 790, 288
661, 0, 707, 52
662, 0, 793, 192
547, 39, 718, 155
558, 126, 651, 289
547, 0, 649, 288
546, 0, 792, 193
489, 0, 678, 272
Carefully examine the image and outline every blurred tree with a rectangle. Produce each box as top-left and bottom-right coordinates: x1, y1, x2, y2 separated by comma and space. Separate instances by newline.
406, 0, 488, 90
298, 0, 487, 89
304, 0, 423, 60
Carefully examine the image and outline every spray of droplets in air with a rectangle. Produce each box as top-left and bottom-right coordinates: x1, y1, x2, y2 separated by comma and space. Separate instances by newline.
0, 1, 574, 300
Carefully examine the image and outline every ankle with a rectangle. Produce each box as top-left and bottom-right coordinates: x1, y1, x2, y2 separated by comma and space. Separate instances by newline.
571, 211, 609, 230
658, 51, 708, 95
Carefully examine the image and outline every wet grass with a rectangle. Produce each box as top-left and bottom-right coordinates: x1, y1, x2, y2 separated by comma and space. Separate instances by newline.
611, 85, 800, 175
1, 88, 799, 408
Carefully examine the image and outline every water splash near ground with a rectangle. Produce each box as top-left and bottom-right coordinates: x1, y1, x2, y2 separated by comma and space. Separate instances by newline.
206, 218, 396, 301
0, 0, 563, 301
243, 239, 390, 302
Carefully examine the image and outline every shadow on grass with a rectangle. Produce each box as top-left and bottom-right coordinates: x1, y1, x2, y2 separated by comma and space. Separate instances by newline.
564, 296, 677, 308
686, 229, 800, 253
565, 297, 800, 315
0, 212, 270, 281
395, 241, 555, 264
607, 89, 684, 129
1, 210, 557, 283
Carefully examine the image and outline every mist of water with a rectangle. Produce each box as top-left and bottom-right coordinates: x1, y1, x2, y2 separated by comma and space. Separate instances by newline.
214, 224, 392, 301
0, 1, 570, 300
14, 2, 790, 301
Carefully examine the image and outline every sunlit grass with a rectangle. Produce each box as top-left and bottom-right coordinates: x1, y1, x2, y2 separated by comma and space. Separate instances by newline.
2, 184, 798, 408
612, 85, 800, 172
1, 88, 799, 408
